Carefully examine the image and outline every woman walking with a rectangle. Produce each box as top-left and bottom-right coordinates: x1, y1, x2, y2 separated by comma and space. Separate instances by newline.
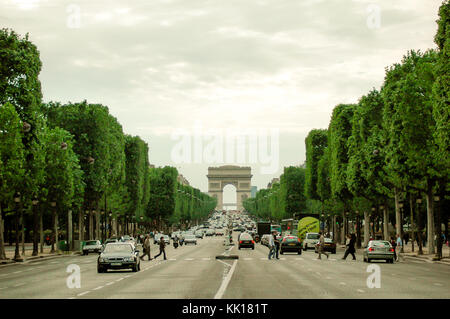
342, 233, 356, 260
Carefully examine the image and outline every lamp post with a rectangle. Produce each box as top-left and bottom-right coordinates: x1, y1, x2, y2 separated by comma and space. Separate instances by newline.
399, 202, 404, 253
13, 192, 22, 261
108, 212, 112, 238
32, 197, 39, 256
434, 196, 442, 260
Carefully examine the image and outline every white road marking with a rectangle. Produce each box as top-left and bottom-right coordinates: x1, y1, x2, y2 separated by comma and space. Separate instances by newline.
434, 283, 443, 286
243, 258, 253, 261
12, 271, 22, 274
357, 289, 365, 293
169, 258, 176, 261
13, 283, 25, 287
326, 277, 332, 280
105, 282, 115, 286
296, 258, 304, 260
116, 278, 124, 282
260, 258, 267, 260
280, 258, 286, 260
93, 286, 104, 290
185, 258, 194, 261
339, 282, 347, 286
124, 275, 131, 278
0, 287, 8, 290
217, 259, 232, 267
50, 261, 59, 264
330, 259, 337, 261
202, 258, 211, 261
77, 291, 90, 296
214, 259, 238, 299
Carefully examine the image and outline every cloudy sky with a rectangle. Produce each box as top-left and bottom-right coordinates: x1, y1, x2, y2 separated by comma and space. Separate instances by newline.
0, 0, 443, 203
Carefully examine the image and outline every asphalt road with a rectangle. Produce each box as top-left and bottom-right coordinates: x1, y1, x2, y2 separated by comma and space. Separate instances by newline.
0, 234, 449, 299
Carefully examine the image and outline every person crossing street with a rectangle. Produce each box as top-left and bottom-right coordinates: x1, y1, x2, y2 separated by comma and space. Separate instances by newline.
317, 232, 329, 260
140, 235, 152, 261
153, 236, 167, 260
268, 231, 276, 260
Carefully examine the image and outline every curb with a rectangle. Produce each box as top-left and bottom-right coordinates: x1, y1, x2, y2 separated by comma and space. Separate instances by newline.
1, 251, 82, 266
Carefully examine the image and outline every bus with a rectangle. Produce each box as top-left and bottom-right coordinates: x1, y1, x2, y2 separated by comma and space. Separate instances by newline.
270, 224, 282, 234
281, 219, 297, 236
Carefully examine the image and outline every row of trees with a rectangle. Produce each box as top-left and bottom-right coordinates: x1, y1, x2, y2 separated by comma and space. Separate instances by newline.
244, 1, 449, 259
0, 29, 215, 260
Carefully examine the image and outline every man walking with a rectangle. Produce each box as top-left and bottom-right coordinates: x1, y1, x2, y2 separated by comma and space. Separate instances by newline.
140, 235, 152, 261
153, 236, 167, 260
268, 232, 275, 260
274, 232, 280, 260
342, 233, 356, 260
317, 232, 329, 260
396, 234, 403, 262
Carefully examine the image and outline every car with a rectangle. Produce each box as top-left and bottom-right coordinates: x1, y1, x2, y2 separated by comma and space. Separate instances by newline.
195, 230, 204, 239
238, 233, 255, 249
363, 240, 395, 263
83, 240, 102, 255
303, 232, 320, 251
215, 229, 224, 236
156, 235, 170, 245
280, 236, 302, 255
153, 233, 160, 244
205, 229, 215, 236
184, 234, 197, 245
261, 234, 272, 247
102, 238, 119, 249
314, 238, 337, 254
97, 242, 141, 273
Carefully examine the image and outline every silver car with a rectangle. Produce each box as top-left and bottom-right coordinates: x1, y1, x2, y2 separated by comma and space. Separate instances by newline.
184, 234, 197, 245
83, 240, 102, 255
363, 240, 395, 263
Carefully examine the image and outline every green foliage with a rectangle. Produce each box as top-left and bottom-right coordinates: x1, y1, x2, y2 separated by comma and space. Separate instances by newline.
317, 148, 331, 202
328, 103, 355, 202
305, 129, 328, 200
0, 102, 25, 210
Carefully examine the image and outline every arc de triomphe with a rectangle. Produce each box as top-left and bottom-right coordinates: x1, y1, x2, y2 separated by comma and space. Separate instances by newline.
207, 165, 252, 211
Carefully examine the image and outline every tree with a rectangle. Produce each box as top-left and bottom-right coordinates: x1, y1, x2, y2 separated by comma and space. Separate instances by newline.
382, 50, 440, 253
0, 102, 25, 260
305, 129, 328, 201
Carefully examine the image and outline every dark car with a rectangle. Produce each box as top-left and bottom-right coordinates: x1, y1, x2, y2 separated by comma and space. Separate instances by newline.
314, 238, 337, 254
280, 236, 302, 255
97, 242, 140, 273
238, 233, 255, 250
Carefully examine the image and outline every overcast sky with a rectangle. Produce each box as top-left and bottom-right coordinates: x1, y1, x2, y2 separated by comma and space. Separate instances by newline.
0, 0, 443, 203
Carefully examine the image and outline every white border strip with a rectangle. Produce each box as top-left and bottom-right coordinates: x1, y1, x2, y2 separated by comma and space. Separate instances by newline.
214, 259, 238, 299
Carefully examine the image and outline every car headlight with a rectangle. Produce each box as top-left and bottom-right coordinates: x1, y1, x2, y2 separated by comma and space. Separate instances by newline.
99, 256, 107, 262
124, 257, 135, 262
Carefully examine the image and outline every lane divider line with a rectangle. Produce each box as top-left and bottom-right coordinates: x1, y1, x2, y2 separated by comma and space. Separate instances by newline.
214, 259, 238, 299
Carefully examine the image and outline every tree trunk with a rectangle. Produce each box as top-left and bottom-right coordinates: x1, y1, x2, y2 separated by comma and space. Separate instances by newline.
417, 199, 424, 255
394, 188, 402, 237
95, 211, 100, 240
21, 212, 25, 256
39, 209, 43, 253
89, 211, 94, 240
410, 195, 415, 253
425, 183, 435, 255
341, 215, 346, 245
32, 203, 39, 256
0, 204, 6, 260
78, 210, 83, 243
68, 210, 73, 251
14, 203, 21, 260
383, 202, 389, 240
356, 214, 362, 248
364, 211, 370, 247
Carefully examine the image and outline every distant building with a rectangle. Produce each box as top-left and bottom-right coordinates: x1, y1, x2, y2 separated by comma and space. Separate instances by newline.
267, 177, 280, 189
250, 186, 257, 198
177, 174, 190, 186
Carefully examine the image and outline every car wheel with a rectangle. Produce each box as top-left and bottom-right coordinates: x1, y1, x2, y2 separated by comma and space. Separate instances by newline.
238, 247, 241, 250
252, 247, 254, 250
332, 250, 336, 254
298, 250, 302, 255
97, 266, 103, 273
132, 264, 138, 272
280, 251, 283, 255
367, 258, 371, 263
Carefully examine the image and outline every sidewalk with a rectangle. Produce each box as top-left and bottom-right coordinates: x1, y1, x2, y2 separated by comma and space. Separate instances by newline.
1, 243, 81, 264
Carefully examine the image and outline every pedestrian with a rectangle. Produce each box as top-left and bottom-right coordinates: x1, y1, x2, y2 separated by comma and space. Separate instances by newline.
396, 234, 403, 262
140, 235, 152, 261
404, 232, 409, 246
317, 232, 329, 260
342, 233, 356, 260
153, 236, 167, 260
273, 232, 280, 260
390, 236, 397, 260
268, 232, 275, 260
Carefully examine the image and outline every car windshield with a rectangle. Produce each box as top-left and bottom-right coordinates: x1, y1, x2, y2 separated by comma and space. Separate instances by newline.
307, 234, 320, 239
185, 235, 195, 239
240, 234, 252, 240
104, 244, 133, 253
283, 237, 298, 242
86, 241, 98, 245
371, 241, 390, 247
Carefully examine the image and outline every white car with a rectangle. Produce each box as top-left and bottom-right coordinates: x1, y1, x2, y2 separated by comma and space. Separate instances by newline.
303, 233, 320, 251
184, 234, 197, 245
83, 240, 102, 255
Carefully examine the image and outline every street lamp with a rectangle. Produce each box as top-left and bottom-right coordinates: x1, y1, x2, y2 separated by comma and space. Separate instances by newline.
50, 201, 57, 253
